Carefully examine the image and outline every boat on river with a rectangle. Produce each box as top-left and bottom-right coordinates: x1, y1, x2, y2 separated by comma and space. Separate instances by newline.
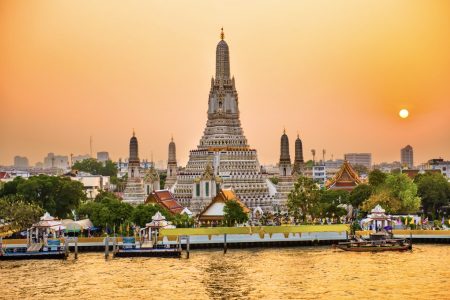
335, 232, 412, 252
335, 205, 412, 252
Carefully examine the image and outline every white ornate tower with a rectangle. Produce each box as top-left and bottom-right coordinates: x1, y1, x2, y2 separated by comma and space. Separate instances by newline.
173, 29, 275, 213
279, 129, 292, 177
123, 131, 146, 204
144, 161, 160, 195
165, 137, 178, 190
275, 130, 294, 211
292, 133, 304, 176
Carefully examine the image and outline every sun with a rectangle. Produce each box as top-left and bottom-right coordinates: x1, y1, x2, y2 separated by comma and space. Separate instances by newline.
399, 109, 409, 119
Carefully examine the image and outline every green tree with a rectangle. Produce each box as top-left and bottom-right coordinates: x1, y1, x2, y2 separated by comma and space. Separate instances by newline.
362, 189, 401, 213
15, 175, 85, 218
77, 197, 133, 232
415, 173, 450, 218
349, 184, 373, 208
0, 176, 26, 197
368, 169, 387, 187
318, 189, 349, 218
0, 195, 44, 230
287, 175, 321, 223
362, 173, 420, 213
384, 173, 420, 213
172, 213, 194, 228
352, 164, 369, 176
223, 200, 249, 226
130, 204, 172, 227
73, 158, 118, 178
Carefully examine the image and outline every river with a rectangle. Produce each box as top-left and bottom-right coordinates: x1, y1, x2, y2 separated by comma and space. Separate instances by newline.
1, 244, 449, 299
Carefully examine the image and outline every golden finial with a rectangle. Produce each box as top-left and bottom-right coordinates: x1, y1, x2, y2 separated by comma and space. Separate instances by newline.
283, 127, 286, 134
220, 27, 224, 40
133, 128, 135, 137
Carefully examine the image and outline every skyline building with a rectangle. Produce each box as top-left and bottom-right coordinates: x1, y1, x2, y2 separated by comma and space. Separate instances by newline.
344, 153, 372, 169
13, 156, 29, 169
43, 153, 69, 170
401, 145, 414, 169
171, 30, 276, 214
97, 151, 110, 162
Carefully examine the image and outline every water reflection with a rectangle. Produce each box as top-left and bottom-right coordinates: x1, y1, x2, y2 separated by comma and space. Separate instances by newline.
1, 245, 449, 299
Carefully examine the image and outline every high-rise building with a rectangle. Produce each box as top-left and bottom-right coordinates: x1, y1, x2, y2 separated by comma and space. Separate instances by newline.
13, 156, 29, 169
72, 154, 91, 164
172, 29, 275, 214
401, 145, 414, 168
43, 153, 69, 170
97, 151, 110, 162
344, 153, 372, 169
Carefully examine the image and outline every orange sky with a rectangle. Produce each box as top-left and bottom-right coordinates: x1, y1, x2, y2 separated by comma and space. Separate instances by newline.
1, 0, 449, 167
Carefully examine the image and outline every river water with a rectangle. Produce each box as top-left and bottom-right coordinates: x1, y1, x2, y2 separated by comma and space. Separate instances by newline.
1, 245, 449, 299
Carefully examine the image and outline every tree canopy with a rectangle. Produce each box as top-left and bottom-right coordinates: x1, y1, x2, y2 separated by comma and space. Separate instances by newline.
368, 169, 387, 187
223, 200, 249, 226
415, 173, 450, 218
349, 184, 373, 208
362, 173, 420, 213
287, 176, 321, 222
72, 158, 118, 177
1, 175, 85, 218
0, 195, 44, 230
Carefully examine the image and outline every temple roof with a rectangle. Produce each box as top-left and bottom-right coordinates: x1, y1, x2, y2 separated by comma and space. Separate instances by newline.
145, 190, 184, 215
198, 189, 249, 221
326, 160, 362, 191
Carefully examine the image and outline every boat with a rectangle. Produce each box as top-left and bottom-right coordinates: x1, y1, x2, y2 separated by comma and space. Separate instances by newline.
335, 205, 412, 252
335, 232, 412, 252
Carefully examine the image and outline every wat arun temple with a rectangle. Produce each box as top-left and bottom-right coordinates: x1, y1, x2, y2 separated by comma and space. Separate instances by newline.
166, 30, 285, 215
123, 30, 304, 215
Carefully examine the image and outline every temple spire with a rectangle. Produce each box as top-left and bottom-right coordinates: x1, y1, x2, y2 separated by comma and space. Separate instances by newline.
215, 29, 230, 80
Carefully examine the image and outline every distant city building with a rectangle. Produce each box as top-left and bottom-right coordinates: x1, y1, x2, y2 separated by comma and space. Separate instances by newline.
72, 154, 91, 164
401, 145, 414, 168
372, 161, 402, 173
43, 153, 69, 170
344, 153, 372, 169
426, 158, 450, 177
70, 172, 111, 199
13, 156, 29, 169
96, 151, 110, 162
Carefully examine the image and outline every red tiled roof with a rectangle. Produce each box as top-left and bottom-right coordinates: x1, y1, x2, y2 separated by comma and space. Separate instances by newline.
145, 190, 184, 214
0, 172, 10, 179
326, 160, 361, 191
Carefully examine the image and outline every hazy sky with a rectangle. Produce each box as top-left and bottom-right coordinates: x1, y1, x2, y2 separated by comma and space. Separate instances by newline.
1, 0, 449, 167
